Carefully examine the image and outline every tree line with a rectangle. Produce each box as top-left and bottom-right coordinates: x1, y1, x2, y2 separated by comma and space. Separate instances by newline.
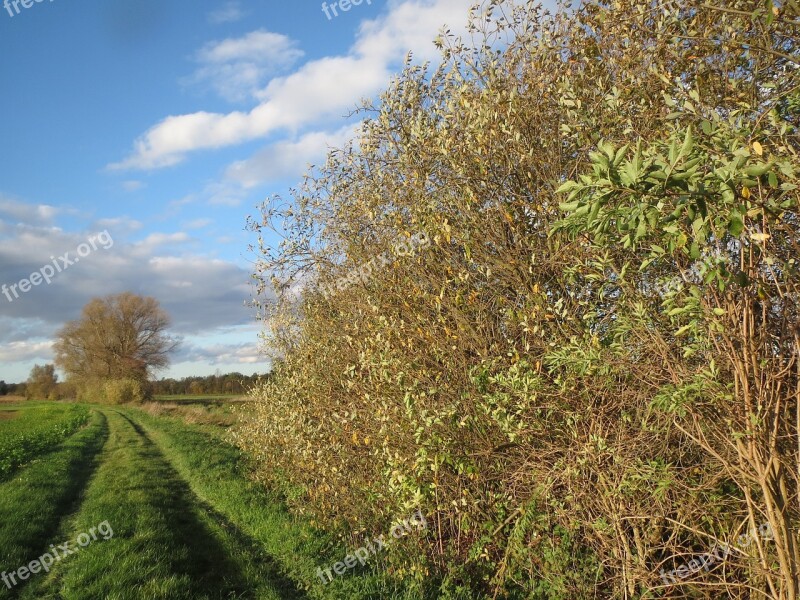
150, 372, 264, 396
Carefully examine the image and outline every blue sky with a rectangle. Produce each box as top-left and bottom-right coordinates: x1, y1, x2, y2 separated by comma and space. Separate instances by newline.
0, 0, 484, 384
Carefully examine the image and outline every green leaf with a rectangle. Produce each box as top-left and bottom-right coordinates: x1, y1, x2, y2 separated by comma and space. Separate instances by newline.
680, 126, 694, 158
559, 201, 580, 212
767, 172, 778, 188
734, 271, 750, 287
556, 180, 580, 194
745, 163, 770, 177
728, 213, 744, 236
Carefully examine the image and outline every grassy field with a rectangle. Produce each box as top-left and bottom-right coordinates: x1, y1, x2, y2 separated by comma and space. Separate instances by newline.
0, 401, 418, 600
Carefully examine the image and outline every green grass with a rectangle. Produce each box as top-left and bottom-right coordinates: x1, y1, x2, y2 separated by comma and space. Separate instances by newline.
126, 407, 421, 600
21, 410, 287, 599
0, 403, 89, 481
0, 403, 422, 600
0, 409, 107, 600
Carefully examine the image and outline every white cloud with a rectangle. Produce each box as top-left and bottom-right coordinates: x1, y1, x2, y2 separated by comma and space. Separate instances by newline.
174, 340, 262, 365
208, 1, 245, 24
0, 340, 53, 364
0, 223, 267, 334
183, 218, 213, 230
0, 197, 60, 226
122, 180, 145, 192
184, 30, 304, 103
205, 180, 248, 207
132, 232, 191, 254
109, 0, 473, 171
225, 124, 357, 188
93, 216, 144, 232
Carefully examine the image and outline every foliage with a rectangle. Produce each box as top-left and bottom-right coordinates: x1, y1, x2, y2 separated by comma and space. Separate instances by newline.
0, 403, 89, 480
151, 371, 266, 396
77, 377, 151, 405
54, 292, 177, 385
54, 292, 177, 404
239, 0, 800, 598
25, 364, 58, 400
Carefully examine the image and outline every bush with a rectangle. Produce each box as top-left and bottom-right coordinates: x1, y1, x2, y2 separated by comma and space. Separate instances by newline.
239, 1, 800, 597
75, 378, 150, 404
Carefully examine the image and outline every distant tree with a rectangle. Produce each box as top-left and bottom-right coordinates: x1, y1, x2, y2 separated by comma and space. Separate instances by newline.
26, 364, 58, 400
7, 383, 24, 397
0, 381, 8, 395
54, 293, 177, 403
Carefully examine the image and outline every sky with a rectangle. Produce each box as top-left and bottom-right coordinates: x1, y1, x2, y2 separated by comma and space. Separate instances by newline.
0, 0, 494, 384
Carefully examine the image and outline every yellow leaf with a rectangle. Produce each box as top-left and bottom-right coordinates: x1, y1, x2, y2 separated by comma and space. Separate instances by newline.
750, 233, 770, 242
742, 186, 751, 199
752, 141, 763, 156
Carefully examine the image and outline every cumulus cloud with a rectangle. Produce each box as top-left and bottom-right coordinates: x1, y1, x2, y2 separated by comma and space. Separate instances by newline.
207, 1, 245, 24
184, 30, 304, 103
109, 0, 473, 171
225, 124, 357, 188
0, 338, 53, 364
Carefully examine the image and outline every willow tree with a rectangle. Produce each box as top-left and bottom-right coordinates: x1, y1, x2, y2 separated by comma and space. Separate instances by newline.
240, 0, 800, 597
54, 292, 177, 403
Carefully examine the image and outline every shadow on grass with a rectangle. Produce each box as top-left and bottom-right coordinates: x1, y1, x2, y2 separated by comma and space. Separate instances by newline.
107, 411, 308, 599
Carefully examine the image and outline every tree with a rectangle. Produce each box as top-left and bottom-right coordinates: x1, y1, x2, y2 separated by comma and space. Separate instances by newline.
54, 293, 177, 402
0, 381, 7, 396
26, 364, 58, 400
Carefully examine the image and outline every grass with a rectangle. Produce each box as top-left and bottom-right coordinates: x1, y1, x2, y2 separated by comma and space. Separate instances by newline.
0, 402, 422, 600
0, 402, 89, 481
127, 407, 420, 600
23, 410, 290, 599
0, 409, 107, 600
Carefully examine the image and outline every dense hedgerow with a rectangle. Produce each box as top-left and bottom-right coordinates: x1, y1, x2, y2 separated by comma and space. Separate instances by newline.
238, 1, 800, 597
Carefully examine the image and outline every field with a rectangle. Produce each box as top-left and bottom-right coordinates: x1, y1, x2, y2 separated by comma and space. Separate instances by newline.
0, 400, 415, 600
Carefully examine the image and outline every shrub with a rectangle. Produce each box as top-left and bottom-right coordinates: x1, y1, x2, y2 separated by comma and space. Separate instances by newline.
238, 1, 800, 597
75, 378, 150, 404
